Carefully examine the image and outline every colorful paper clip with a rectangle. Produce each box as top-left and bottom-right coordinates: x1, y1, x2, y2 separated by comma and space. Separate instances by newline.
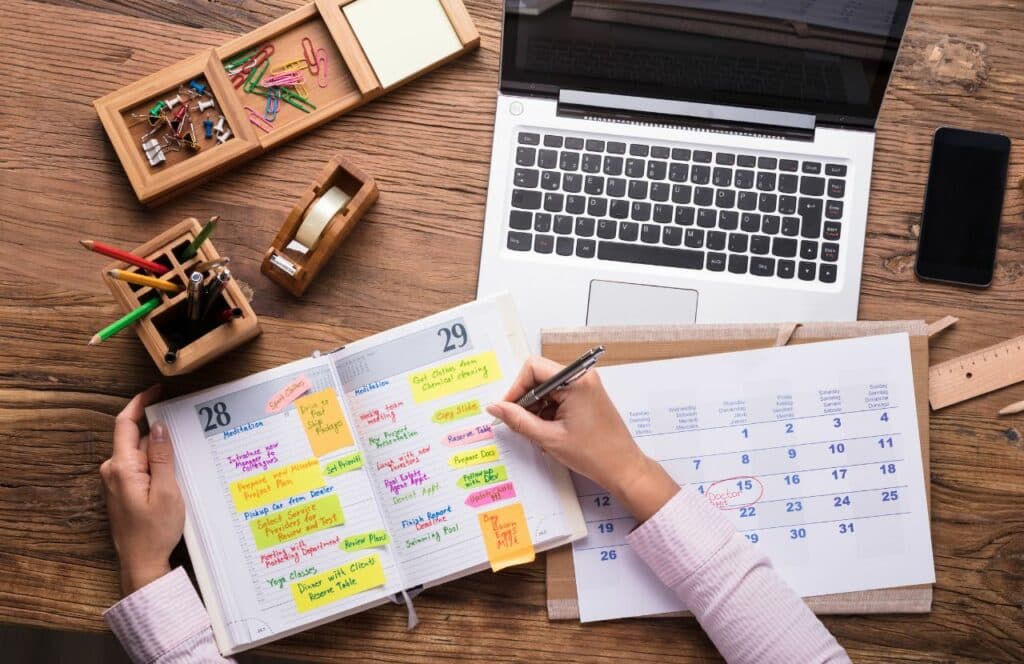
264, 88, 280, 122
244, 106, 274, 133
262, 71, 304, 87
301, 37, 320, 75
316, 48, 328, 88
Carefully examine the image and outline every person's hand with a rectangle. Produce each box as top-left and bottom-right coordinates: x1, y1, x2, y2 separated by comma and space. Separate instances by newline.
487, 357, 679, 521
100, 385, 185, 596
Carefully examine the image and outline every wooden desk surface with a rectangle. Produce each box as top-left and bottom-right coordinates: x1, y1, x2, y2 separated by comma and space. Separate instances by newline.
1, 1, 1022, 661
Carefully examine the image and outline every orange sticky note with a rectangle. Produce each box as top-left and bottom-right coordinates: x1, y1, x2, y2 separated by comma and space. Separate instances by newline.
477, 502, 535, 572
295, 388, 355, 456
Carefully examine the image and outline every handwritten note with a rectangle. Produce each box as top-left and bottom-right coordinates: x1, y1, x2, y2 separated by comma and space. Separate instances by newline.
448, 444, 499, 469
295, 388, 355, 456
409, 351, 501, 403
323, 451, 364, 478
291, 553, 386, 612
431, 399, 482, 424
266, 375, 312, 413
478, 502, 534, 571
443, 423, 494, 447
249, 494, 345, 550
229, 458, 324, 512
342, 530, 390, 552
456, 465, 508, 489
465, 481, 517, 508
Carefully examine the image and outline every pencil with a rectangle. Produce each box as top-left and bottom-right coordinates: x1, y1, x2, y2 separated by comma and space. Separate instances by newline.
80, 240, 168, 275
88, 298, 161, 345
108, 269, 182, 293
998, 399, 1024, 416
180, 216, 220, 260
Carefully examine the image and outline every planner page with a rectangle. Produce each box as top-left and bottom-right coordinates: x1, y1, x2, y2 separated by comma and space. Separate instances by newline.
571, 333, 935, 622
149, 356, 406, 653
333, 294, 583, 588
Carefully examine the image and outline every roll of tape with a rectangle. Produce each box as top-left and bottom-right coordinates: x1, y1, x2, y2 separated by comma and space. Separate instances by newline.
294, 186, 352, 250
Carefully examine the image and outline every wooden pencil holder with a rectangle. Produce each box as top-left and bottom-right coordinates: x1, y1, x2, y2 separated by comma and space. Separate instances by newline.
261, 155, 378, 296
101, 218, 261, 376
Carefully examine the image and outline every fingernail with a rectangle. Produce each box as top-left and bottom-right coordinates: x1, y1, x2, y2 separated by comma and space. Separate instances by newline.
485, 403, 502, 417
150, 422, 167, 442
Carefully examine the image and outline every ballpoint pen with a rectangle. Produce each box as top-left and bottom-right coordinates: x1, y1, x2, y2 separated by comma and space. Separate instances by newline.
491, 345, 605, 426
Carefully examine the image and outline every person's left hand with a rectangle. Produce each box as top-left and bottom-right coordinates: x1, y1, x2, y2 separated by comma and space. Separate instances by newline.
100, 385, 185, 596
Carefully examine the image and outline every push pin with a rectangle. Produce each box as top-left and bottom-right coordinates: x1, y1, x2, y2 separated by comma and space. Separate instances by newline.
213, 115, 226, 134
197, 98, 216, 112
165, 94, 182, 109
149, 100, 167, 118
203, 118, 214, 139
188, 79, 208, 96
216, 129, 232, 144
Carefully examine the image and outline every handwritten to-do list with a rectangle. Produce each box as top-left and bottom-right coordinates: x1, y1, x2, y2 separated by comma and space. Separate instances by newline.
571, 334, 935, 622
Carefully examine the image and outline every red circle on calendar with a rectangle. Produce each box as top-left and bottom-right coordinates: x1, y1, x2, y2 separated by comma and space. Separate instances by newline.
705, 476, 764, 510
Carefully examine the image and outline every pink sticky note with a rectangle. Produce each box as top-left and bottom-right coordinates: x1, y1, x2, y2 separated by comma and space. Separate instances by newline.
266, 375, 313, 414
465, 481, 517, 508
443, 423, 495, 448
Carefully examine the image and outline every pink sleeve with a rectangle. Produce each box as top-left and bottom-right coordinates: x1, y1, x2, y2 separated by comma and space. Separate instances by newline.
103, 567, 235, 664
626, 488, 850, 664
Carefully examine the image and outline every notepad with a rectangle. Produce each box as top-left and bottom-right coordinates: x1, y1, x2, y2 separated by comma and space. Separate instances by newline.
147, 294, 585, 655
570, 333, 936, 622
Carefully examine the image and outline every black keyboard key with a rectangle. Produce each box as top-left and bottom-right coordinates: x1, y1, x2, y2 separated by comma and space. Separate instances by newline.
762, 215, 781, 234
651, 146, 670, 159
669, 163, 690, 182
607, 141, 627, 154
641, 224, 660, 244
728, 233, 748, 253
713, 167, 732, 187
582, 153, 602, 173
675, 206, 695, 225
538, 149, 558, 169
629, 143, 649, 157
648, 160, 668, 180
514, 168, 539, 188
738, 155, 757, 168
560, 151, 579, 171
516, 147, 536, 167
631, 201, 652, 221
715, 189, 736, 209
693, 150, 713, 163
821, 243, 840, 262
695, 187, 714, 206
603, 156, 624, 176
544, 192, 564, 212
798, 198, 822, 238
750, 256, 775, 277
826, 200, 843, 220
597, 219, 617, 239
575, 217, 595, 237
778, 259, 795, 279
820, 263, 838, 283
563, 173, 583, 193
653, 204, 673, 223
672, 184, 693, 204
737, 192, 758, 211
508, 231, 531, 251
576, 239, 596, 258
707, 230, 726, 250
663, 226, 682, 246
554, 215, 573, 234
823, 221, 842, 241
800, 176, 825, 196
598, 241, 704, 269
556, 237, 574, 256
587, 197, 608, 217
543, 134, 563, 148
779, 159, 799, 172
741, 213, 761, 233
672, 148, 691, 161
534, 234, 553, 254
758, 156, 778, 170
758, 193, 777, 213
798, 261, 816, 281
650, 182, 670, 202
534, 213, 552, 232
697, 209, 717, 228
619, 221, 639, 241
541, 171, 560, 191
565, 137, 584, 150
772, 237, 798, 257
802, 161, 822, 174
756, 172, 776, 191
779, 195, 797, 215
584, 176, 605, 196
625, 159, 645, 178
718, 210, 739, 230
707, 252, 727, 271
716, 152, 735, 166
685, 228, 704, 248
735, 170, 755, 189
750, 235, 771, 255
691, 165, 711, 185
779, 174, 799, 194
610, 199, 629, 219
825, 163, 847, 177
629, 180, 648, 199
728, 254, 748, 274
518, 132, 540, 145
828, 179, 846, 198
512, 188, 542, 210
800, 240, 818, 260
781, 217, 800, 236
510, 210, 532, 230
566, 195, 586, 214
586, 139, 605, 152
606, 178, 625, 197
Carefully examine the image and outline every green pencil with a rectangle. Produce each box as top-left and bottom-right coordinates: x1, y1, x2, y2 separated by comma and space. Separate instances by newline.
180, 216, 220, 260
88, 298, 161, 345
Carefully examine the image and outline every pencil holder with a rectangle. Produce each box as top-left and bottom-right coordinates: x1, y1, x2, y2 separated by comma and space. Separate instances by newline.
261, 154, 378, 296
101, 218, 261, 376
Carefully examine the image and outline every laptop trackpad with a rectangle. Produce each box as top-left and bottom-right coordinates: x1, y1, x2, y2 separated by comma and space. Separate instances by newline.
586, 280, 698, 326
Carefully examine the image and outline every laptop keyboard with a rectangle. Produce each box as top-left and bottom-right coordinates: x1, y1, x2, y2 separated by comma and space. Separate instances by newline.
505, 130, 847, 284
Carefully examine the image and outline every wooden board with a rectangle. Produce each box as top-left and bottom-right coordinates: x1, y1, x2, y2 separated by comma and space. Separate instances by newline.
929, 333, 1024, 410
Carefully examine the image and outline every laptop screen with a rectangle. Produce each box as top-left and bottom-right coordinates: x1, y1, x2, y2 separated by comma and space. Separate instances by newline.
500, 0, 913, 129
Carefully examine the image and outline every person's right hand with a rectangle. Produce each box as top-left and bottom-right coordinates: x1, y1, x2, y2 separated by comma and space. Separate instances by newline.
487, 356, 679, 521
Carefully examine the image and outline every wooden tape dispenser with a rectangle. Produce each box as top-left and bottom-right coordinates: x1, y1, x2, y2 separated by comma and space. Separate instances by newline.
261, 155, 379, 296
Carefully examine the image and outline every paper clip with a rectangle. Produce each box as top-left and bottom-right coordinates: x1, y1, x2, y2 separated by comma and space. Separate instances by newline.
279, 87, 316, 113
264, 88, 280, 122
302, 37, 320, 75
316, 48, 328, 87
244, 60, 271, 94
224, 49, 258, 71
262, 71, 303, 87
244, 106, 274, 133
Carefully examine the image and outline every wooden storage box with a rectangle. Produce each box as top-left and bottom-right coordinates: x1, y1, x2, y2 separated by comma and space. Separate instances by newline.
94, 0, 479, 206
261, 155, 378, 296
101, 218, 261, 376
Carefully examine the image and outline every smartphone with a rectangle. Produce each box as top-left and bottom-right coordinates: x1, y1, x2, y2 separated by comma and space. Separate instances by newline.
915, 127, 1011, 287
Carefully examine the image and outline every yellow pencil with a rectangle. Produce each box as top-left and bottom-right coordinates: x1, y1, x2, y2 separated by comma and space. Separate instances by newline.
108, 269, 182, 293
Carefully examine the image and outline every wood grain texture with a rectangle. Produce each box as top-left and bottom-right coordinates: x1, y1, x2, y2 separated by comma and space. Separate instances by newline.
0, 0, 1022, 661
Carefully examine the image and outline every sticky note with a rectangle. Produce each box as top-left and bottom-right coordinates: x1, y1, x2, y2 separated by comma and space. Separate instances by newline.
478, 502, 534, 571
448, 444, 499, 468
444, 423, 495, 447
465, 481, 517, 508
229, 458, 324, 512
266, 375, 312, 413
342, 529, 390, 552
432, 399, 482, 424
323, 451, 364, 477
409, 351, 501, 403
291, 553, 387, 612
250, 494, 344, 549
295, 388, 355, 456
456, 465, 508, 489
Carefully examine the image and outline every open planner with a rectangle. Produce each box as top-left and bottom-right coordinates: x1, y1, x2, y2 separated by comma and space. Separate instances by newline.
146, 294, 585, 655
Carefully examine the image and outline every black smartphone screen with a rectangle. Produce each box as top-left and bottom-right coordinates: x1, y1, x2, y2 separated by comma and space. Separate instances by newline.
915, 127, 1011, 287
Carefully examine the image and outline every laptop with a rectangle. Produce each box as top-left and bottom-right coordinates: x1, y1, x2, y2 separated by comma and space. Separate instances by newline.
477, 0, 914, 347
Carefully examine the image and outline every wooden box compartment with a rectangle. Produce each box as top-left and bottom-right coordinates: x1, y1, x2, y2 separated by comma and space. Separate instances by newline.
101, 218, 261, 376
261, 155, 378, 296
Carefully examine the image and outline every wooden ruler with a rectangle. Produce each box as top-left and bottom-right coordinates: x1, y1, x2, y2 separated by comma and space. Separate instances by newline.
929, 334, 1024, 409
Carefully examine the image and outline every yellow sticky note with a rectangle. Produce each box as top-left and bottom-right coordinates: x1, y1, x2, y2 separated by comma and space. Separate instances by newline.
342, 529, 390, 552
408, 351, 502, 403
323, 451, 364, 477
291, 553, 387, 613
249, 494, 345, 549
478, 502, 535, 572
295, 388, 355, 456
448, 444, 500, 469
229, 458, 324, 512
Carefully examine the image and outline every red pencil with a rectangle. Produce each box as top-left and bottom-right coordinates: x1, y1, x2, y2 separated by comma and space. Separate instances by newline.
79, 240, 168, 275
